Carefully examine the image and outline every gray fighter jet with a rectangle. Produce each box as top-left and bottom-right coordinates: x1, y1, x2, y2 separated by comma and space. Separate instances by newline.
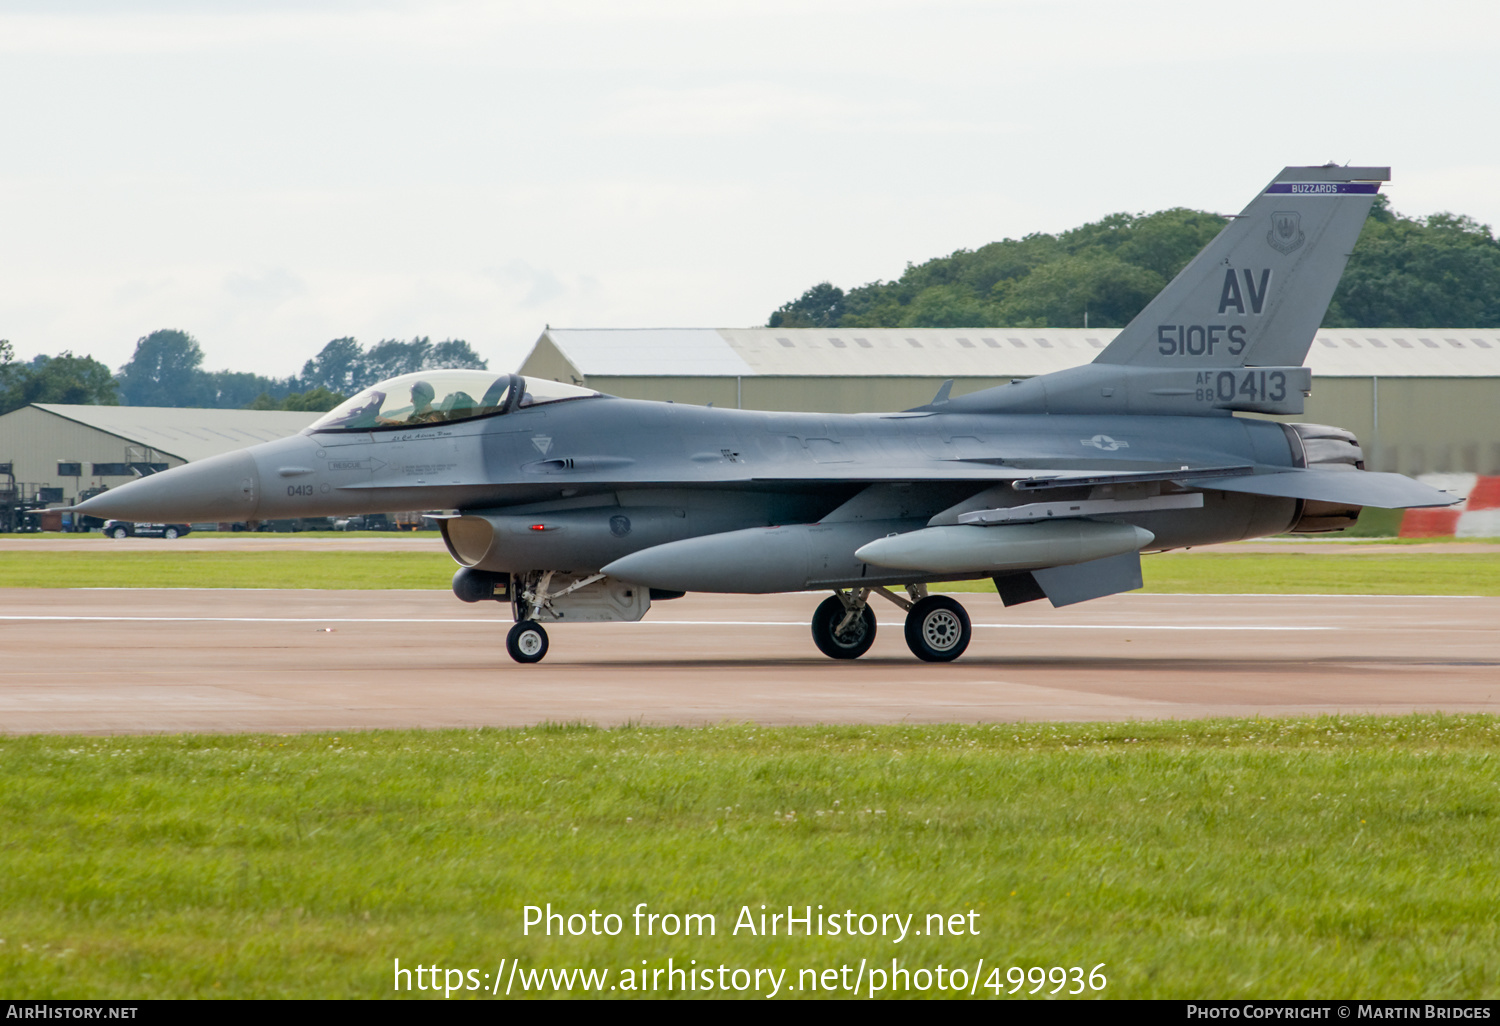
74, 165, 1456, 663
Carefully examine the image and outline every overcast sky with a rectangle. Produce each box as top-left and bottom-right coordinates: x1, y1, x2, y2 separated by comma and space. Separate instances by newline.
2, 0, 1496, 379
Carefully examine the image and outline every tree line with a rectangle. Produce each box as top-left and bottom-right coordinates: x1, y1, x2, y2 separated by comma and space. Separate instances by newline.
768, 196, 1500, 330
0, 332, 488, 416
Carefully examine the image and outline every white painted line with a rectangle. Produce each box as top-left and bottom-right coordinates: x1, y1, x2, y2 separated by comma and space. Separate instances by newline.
645, 621, 1332, 631
1142, 593, 1484, 600
0, 615, 1332, 630
0, 615, 491, 624
976, 623, 1333, 631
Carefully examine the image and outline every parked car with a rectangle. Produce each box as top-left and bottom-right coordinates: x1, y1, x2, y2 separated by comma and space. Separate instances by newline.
254, 517, 336, 532
339, 513, 396, 531
103, 520, 192, 539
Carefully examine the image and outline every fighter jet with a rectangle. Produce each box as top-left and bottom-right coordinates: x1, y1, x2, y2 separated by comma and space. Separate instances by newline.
74, 165, 1456, 663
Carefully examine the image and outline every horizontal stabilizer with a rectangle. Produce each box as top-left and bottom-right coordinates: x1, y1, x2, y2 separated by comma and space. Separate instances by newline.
1197, 469, 1458, 508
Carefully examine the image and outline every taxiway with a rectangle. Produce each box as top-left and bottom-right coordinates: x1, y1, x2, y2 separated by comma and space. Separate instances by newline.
2, 589, 1494, 734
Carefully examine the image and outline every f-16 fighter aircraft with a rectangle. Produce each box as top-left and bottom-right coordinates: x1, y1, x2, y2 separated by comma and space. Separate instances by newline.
74, 165, 1456, 663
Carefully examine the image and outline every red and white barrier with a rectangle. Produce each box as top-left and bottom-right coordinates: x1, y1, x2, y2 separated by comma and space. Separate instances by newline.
1400, 474, 1500, 538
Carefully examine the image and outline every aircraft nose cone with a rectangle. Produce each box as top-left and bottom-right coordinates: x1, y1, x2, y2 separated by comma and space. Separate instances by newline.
72, 449, 260, 523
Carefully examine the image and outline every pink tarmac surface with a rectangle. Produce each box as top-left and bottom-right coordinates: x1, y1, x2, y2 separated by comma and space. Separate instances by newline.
1, 589, 1495, 734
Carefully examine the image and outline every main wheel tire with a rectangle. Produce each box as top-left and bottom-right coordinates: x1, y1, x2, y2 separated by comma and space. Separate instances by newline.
810, 595, 877, 660
110, 526, 129, 539
163, 527, 180, 539
506, 620, 549, 664
904, 595, 972, 662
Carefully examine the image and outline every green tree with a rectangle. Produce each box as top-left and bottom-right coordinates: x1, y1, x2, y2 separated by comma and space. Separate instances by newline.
0, 340, 15, 403
0, 344, 119, 415
246, 386, 346, 412
896, 283, 994, 327
207, 370, 296, 409
312, 336, 488, 391
364, 337, 431, 381
768, 209, 1227, 330
993, 252, 1165, 328
427, 338, 488, 372
768, 283, 846, 328
299, 337, 366, 394
1326, 197, 1500, 327
116, 329, 211, 407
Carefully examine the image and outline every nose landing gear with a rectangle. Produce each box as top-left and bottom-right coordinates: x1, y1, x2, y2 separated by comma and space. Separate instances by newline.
506, 620, 549, 663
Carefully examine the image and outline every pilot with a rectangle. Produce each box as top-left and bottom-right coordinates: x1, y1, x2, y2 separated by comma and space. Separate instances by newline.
377, 380, 438, 426
409, 380, 437, 420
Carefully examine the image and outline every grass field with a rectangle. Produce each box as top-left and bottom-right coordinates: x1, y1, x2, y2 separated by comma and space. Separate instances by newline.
0, 550, 454, 590
1, 548, 1498, 595
1, 717, 1496, 999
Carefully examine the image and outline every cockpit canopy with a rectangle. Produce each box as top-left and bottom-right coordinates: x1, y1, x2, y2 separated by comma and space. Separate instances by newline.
306, 371, 600, 433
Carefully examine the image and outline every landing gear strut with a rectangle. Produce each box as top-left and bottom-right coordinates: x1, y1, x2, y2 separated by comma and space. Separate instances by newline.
810, 590, 877, 659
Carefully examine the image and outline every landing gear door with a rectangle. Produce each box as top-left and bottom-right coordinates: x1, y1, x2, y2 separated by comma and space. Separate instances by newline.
514, 571, 652, 624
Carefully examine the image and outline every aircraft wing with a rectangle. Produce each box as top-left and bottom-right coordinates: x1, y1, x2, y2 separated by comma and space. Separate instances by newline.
748, 459, 1252, 486
759, 462, 1455, 509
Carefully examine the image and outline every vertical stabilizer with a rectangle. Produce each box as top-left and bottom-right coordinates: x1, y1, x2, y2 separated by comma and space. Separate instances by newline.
1093, 165, 1387, 369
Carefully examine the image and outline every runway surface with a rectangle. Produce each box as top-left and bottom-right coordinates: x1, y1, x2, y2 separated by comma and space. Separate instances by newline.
2, 589, 1495, 734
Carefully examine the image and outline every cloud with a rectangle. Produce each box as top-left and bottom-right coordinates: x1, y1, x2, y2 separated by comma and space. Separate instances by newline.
497, 261, 568, 309
224, 266, 307, 308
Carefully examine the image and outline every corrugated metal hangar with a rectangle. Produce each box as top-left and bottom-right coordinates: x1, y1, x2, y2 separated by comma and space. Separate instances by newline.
521, 327, 1500, 476
0, 404, 318, 505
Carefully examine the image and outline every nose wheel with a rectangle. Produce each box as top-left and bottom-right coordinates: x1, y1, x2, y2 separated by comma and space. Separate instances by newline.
506, 620, 549, 663
904, 595, 971, 662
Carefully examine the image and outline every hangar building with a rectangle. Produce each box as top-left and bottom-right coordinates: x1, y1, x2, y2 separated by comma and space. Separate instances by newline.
520, 327, 1500, 476
0, 404, 318, 507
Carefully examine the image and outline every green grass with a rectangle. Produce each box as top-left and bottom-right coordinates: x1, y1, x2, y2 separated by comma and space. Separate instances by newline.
2, 549, 1499, 595
1345, 505, 1405, 537
1, 718, 1496, 999
1138, 553, 1500, 595
950, 552, 1500, 596
0, 551, 456, 589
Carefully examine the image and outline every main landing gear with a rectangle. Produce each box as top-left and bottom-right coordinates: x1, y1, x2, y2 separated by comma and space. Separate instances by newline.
903, 595, 972, 662
811, 592, 878, 659
810, 586, 973, 662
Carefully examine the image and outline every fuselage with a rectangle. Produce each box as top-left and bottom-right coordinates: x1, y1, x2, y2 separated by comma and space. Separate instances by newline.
76, 370, 1304, 591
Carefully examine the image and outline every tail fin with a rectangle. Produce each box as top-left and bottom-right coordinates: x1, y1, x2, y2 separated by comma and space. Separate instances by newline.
1093, 165, 1387, 369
